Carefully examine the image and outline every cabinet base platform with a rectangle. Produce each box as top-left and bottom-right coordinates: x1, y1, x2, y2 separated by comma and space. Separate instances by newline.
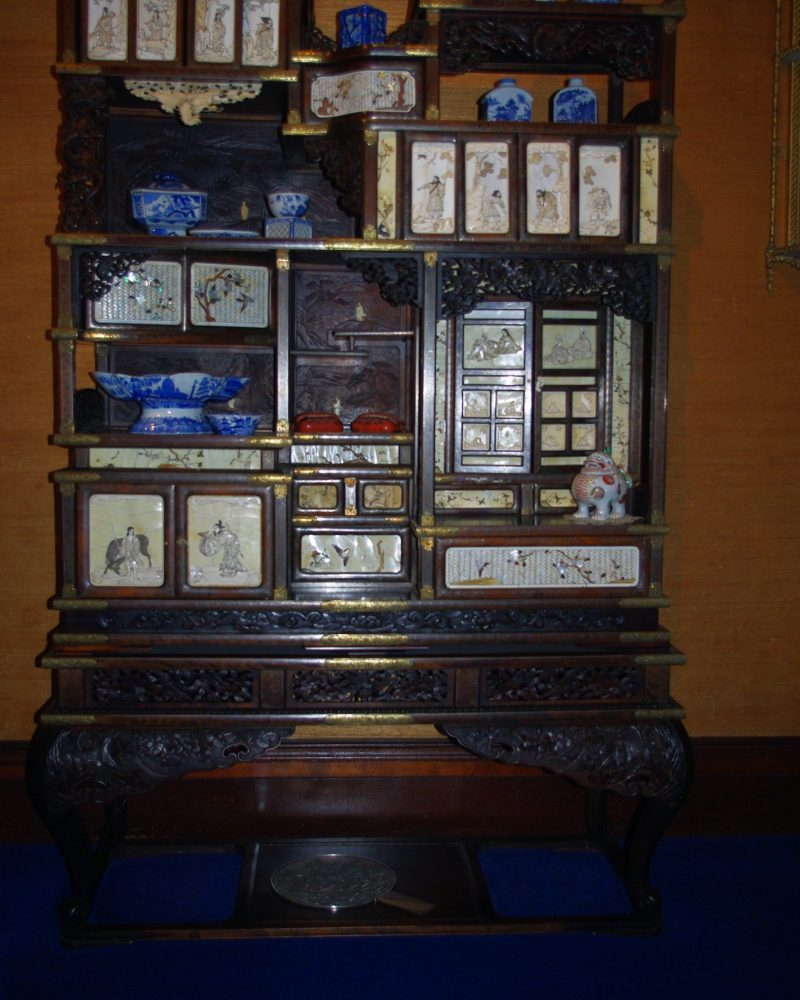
63, 836, 665, 945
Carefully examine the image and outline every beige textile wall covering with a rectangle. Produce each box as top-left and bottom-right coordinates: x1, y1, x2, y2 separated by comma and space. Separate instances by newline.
0, 0, 797, 740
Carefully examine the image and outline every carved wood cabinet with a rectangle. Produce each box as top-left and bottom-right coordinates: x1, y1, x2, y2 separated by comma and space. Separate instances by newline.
30, 0, 690, 940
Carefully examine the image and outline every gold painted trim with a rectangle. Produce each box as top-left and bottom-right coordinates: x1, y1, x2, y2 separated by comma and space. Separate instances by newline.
243, 436, 292, 448
51, 233, 108, 245
424, 251, 438, 268
290, 50, 325, 64
272, 587, 288, 600
52, 634, 109, 645
40, 657, 98, 669
312, 634, 411, 645
83, 331, 125, 341
323, 713, 415, 725
55, 62, 102, 75
53, 434, 100, 448
325, 658, 415, 669
275, 419, 290, 435
258, 69, 299, 83
275, 250, 290, 270
419, 585, 434, 600
321, 239, 415, 251
364, 130, 378, 146
246, 473, 292, 485
40, 713, 99, 726
406, 45, 437, 58
321, 600, 410, 612
50, 327, 78, 340
53, 470, 101, 482
634, 654, 687, 667
52, 599, 109, 611
282, 123, 328, 137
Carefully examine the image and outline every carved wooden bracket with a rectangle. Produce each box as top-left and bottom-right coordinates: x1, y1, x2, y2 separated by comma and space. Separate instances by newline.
306, 135, 363, 217
441, 721, 690, 803
345, 256, 421, 307
124, 79, 263, 126
40, 727, 294, 811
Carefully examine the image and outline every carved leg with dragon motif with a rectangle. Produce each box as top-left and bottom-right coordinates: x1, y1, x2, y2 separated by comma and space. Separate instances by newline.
26, 724, 294, 927
441, 720, 692, 925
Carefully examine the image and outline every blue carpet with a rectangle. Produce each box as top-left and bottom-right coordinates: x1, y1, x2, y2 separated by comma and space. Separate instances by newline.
1, 838, 798, 1000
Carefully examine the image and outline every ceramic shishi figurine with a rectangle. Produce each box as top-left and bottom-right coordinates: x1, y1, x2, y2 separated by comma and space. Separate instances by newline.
570, 452, 632, 521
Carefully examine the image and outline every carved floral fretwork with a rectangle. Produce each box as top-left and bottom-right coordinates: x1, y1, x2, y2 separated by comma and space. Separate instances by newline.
440, 14, 658, 79
345, 257, 421, 307
79, 251, 149, 301
306, 136, 363, 217
100, 608, 627, 635
89, 669, 256, 706
42, 727, 293, 811
387, 19, 427, 45
124, 79, 263, 127
59, 75, 114, 232
301, 23, 336, 52
485, 665, 641, 704
291, 668, 448, 704
440, 257, 653, 322
442, 722, 689, 802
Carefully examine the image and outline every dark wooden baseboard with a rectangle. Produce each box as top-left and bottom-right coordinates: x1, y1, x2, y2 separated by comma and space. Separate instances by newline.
3, 737, 799, 843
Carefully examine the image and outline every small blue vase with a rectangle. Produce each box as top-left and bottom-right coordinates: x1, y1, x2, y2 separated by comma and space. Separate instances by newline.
552, 78, 598, 124
480, 78, 533, 122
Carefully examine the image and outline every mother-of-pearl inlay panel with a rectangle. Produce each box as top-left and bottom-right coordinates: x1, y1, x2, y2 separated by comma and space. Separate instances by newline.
445, 546, 639, 590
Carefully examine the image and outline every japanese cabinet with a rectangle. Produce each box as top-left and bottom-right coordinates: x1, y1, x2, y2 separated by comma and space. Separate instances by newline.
29, 0, 690, 940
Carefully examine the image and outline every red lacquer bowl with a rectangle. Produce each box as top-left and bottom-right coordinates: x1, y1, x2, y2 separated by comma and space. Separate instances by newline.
294, 412, 344, 433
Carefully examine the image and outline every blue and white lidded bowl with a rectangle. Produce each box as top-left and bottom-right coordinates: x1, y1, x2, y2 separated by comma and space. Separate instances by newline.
480, 79, 533, 122
131, 174, 207, 236
552, 78, 598, 124
337, 5, 387, 49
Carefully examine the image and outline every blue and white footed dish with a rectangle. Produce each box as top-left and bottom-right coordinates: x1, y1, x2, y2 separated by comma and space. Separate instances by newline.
480, 79, 533, 123
131, 174, 207, 236
552, 78, 598, 124
337, 5, 387, 48
206, 412, 261, 435
92, 372, 250, 434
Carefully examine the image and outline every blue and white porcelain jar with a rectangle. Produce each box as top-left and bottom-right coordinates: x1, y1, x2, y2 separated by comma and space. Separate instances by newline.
552, 78, 598, 124
131, 174, 207, 236
480, 78, 533, 122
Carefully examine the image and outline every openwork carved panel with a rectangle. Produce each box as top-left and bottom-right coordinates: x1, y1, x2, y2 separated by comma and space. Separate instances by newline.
306, 135, 363, 217
345, 257, 421, 307
43, 727, 293, 811
440, 257, 653, 322
59, 75, 114, 232
484, 665, 641, 703
290, 668, 449, 704
99, 607, 627, 635
442, 722, 689, 802
440, 14, 658, 79
79, 251, 149, 301
88, 668, 256, 706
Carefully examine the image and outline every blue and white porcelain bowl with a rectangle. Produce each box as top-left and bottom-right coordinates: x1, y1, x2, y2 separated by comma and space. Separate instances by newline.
131, 174, 207, 236
206, 412, 261, 435
92, 372, 250, 434
267, 190, 310, 219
